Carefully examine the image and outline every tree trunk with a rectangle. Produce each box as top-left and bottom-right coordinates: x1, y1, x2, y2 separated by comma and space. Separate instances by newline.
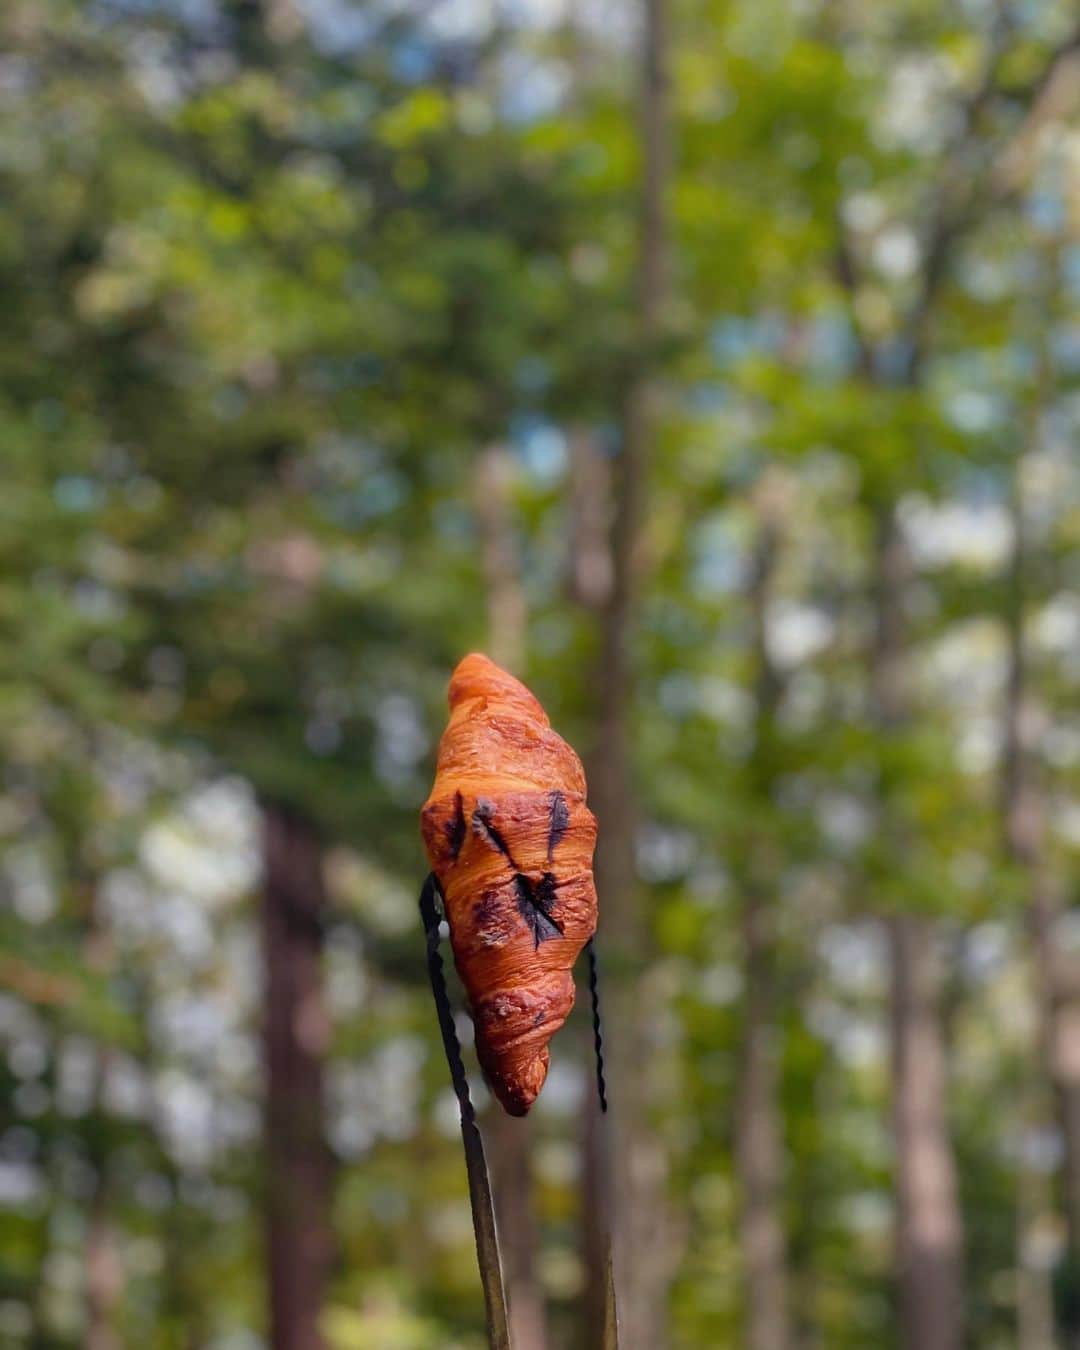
888, 913, 964, 1350
1043, 954, 1080, 1347
1002, 434, 1080, 1345
85, 1177, 122, 1350
582, 2, 674, 1344
76, 874, 124, 1350
261, 802, 332, 1350
738, 895, 790, 1350
1016, 1084, 1056, 1350
476, 442, 550, 1350
567, 428, 618, 1348
871, 509, 964, 1350
85, 1045, 122, 1350
735, 491, 791, 1350
487, 1110, 548, 1350
567, 429, 614, 612
477, 445, 527, 680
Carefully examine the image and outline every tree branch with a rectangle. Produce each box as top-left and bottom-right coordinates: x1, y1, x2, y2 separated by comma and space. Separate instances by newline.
904, 20, 1080, 379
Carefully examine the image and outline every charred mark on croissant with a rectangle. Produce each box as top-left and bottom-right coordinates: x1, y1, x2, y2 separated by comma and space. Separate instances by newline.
473, 889, 501, 926
445, 791, 467, 861
547, 790, 570, 860
471, 797, 517, 866
471, 888, 515, 948
514, 871, 563, 948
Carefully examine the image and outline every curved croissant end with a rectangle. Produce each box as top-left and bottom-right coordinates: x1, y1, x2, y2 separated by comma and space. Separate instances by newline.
420, 653, 598, 1115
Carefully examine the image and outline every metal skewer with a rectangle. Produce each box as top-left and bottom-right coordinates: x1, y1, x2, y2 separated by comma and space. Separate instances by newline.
586, 937, 620, 1349
419, 873, 511, 1350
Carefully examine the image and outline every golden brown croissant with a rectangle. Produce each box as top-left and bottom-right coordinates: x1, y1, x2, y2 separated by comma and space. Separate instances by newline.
420, 653, 598, 1115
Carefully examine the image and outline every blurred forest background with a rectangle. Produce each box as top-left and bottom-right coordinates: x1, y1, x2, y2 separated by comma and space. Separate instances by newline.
2, 1, 1080, 1348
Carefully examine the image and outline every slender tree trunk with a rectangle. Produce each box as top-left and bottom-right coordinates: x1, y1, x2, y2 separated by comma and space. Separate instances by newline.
738, 894, 790, 1350
85, 1043, 122, 1350
1003, 425, 1080, 1346
870, 509, 964, 1350
569, 429, 618, 1350
1045, 960, 1080, 1346
888, 913, 964, 1350
477, 445, 528, 682
567, 429, 614, 612
476, 442, 550, 1350
1016, 1083, 1057, 1350
76, 873, 124, 1350
261, 802, 332, 1350
85, 1174, 122, 1350
487, 1111, 548, 1350
736, 491, 791, 1350
582, 2, 674, 1345
566, 427, 619, 1349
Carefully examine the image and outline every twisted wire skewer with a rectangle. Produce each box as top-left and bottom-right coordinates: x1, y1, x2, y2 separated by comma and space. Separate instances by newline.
586, 937, 609, 1114
586, 936, 618, 1346
419, 873, 510, 1350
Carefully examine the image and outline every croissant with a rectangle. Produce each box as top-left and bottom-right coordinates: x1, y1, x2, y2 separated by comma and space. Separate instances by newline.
420, 653, 598, 1115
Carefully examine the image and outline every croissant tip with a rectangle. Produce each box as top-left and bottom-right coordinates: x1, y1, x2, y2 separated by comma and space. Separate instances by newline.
450, 651, 506, 683
485, 1047, 549, 1116
447, 652, 547, 723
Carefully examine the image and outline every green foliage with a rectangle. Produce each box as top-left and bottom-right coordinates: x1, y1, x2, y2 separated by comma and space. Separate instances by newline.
0, 0, 1078, 1347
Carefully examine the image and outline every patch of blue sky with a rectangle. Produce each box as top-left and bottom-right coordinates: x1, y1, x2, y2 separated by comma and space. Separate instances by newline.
945, 389, 1008, 435
1026, 190, 1067, 235
1064, 245, 1080, 298
687, 382, 729, 414
432, 499, 474, 543
54, 476, 106, 513
872, 336, 915, 385
514, 356, 553, 396
351, 470, 406, 523
692, 514, 746, 596
807, 311, 858, 380
710, 312, 795, 368
303, 0, 390, 55
96, 0, 217, 26
710, 316, 760, 365
510, 415, 567, 483
498, 51, 570, 123
1052, 324, 1080, 375
392, 36, 438, 83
